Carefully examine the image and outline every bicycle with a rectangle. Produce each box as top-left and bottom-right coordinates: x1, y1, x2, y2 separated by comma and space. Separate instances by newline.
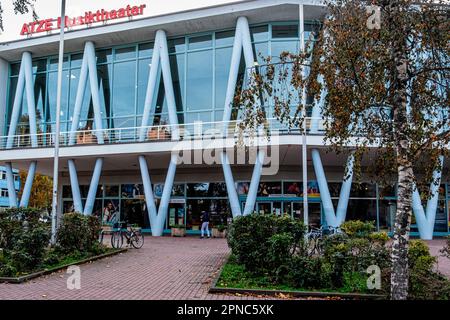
306, 225, 347, 255
111, 222, 145, 249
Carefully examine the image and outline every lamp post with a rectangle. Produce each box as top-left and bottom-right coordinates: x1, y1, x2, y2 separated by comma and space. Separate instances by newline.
51, 0, 66, 244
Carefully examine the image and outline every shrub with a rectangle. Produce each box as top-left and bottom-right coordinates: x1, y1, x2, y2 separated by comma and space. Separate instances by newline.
0, 208, 51, 276
340, 220, 375, 238
227, 214, 305, 275
55, 212, 103, 255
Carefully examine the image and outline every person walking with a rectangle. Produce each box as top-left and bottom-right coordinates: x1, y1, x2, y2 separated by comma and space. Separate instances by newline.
200, 210, 210, 239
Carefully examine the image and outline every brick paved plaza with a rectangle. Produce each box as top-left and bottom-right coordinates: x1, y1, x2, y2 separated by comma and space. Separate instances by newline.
0, 237, 448, 300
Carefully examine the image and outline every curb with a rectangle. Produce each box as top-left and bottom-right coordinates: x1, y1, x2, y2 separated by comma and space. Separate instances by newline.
0, 248, 128, 284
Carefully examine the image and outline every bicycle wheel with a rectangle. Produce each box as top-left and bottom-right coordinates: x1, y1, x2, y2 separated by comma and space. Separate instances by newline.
111, 231, 123, 249
98, 230, 104, 244
131, 231, 144, 249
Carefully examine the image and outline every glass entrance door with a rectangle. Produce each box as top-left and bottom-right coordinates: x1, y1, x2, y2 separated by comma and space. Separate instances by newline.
291, 202, 303, 220
309, 202, 321, 227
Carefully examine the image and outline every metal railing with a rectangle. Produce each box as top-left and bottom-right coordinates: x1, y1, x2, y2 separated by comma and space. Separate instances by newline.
0, 118, 326, 150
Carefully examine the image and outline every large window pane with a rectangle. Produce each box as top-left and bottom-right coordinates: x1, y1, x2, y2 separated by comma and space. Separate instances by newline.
168, 38, 185, 54
188, 35, 212, 50
112, 61, 136, 120
250, 25, 268, 42
138, 42, 153, 58
272, 24, 299, 38
215, 30, 234, 47
115, 46, 136, 61
187, 50, 212, 111
215, 47, 233, 109
46, 71, 69, 131
137, 58, 151, 115
271, 40, 299, 61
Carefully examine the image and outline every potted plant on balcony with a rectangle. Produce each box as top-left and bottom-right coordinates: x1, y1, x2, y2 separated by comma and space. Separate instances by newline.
171, 224, 186, 237
76, 125, 97, 144
212, 224, 227, 238
147, 119, 171, 140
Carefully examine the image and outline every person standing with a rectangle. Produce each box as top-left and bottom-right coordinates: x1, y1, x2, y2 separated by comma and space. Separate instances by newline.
200, 210, 210, 239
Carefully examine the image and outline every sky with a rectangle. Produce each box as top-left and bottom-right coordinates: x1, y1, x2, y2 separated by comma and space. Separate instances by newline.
0, 0, 244, 43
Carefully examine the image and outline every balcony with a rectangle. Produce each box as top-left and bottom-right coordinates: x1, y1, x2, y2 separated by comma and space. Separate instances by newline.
0, 118, 326, 151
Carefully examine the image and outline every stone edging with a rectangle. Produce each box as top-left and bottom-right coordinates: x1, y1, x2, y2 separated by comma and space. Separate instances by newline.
0, 248, 128, 284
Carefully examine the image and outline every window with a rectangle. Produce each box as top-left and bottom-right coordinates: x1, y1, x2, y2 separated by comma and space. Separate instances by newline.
272, 24, 298, 38
186, 50, 212, 110
0, 171, 5, 180
0, 189, 9, 197
188, 35, 212, 50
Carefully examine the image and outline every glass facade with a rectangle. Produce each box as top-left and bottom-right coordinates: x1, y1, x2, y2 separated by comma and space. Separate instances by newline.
61, 181, 450, 235
4, 22, 320, 136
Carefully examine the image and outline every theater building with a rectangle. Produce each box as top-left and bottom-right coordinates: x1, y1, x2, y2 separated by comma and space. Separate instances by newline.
0, 0, 448, 238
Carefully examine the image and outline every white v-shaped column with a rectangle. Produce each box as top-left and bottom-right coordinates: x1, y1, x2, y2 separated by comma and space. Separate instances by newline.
221, 16, 266, 218
5, 52, 38, 208
7, 52, 38, 148
5, 161, 37, 208
138, 29, 179, 236
412, 155, 444, 239
68, 41, 104, 145
67, 158, 104, 215
310, 80, 354, 227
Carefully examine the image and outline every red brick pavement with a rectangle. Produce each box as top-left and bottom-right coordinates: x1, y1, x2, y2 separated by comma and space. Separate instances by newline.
0, 236, 260, 300
0, 237, 448, 300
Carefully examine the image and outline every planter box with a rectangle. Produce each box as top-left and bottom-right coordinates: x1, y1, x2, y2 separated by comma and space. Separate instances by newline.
171, 227, 186, 237
77, 132, 97, 144
212, 228, 227, 238
147, 128, 171, 140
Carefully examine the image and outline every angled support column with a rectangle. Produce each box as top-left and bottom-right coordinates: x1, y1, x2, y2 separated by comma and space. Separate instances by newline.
69, 47, 89, 145
22, 52, 38, 147
85, 42, 104, 144
311, 149, 354, 227
83, 158, 104, 215
68, 159, 83, 213
68, 41, 104, 145
412, 155, 444, 240
0, 58, 9, 136
139, 30, 179, 141
220, 152, 241, 218
220, 16, 265, 217
139, 154, 178, 236
6, 52, 37, 148
19, 161, 37, 207
5, 162, 18, 207
67, 158, 103, 215
243, 150, 265, 215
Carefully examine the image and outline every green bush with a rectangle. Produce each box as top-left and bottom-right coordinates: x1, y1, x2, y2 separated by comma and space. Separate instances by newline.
227, 214, 306, 275
55, 212, 103, 255
340, 220, 375, 238
0, 208, 51, 276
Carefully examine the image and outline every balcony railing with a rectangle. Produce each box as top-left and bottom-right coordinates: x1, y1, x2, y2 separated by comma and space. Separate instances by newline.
0, 118, 326, 150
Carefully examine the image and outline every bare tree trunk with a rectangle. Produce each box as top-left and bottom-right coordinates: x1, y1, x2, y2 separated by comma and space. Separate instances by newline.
391, 157, 413, 299
390, 12, 412, 298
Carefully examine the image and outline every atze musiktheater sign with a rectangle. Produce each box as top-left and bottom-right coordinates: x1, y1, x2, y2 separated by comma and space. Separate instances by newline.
20, 4, 147, 36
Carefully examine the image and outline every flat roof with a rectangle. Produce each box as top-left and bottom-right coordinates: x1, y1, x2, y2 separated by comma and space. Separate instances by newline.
0, 0, 326, 61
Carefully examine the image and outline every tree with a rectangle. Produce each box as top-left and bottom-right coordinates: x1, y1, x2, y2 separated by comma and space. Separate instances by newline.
0, 0, 37, 32
237, 0, 449, 299
18, 170, 52, 210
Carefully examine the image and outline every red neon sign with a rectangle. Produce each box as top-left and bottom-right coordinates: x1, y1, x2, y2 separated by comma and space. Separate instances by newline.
20, 4, 147, 36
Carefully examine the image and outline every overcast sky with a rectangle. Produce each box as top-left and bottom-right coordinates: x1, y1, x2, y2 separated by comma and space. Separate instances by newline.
0, 0, 244, 43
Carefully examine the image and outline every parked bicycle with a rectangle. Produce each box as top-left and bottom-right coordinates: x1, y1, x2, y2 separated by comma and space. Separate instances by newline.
111, 222, 145, 249
306, 225, 346, 255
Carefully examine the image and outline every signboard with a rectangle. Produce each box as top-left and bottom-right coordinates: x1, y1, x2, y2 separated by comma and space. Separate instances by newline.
20, 4, 146, 36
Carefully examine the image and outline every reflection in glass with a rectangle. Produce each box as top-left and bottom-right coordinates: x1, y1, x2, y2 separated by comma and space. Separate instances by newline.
187, 50, 212, 110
